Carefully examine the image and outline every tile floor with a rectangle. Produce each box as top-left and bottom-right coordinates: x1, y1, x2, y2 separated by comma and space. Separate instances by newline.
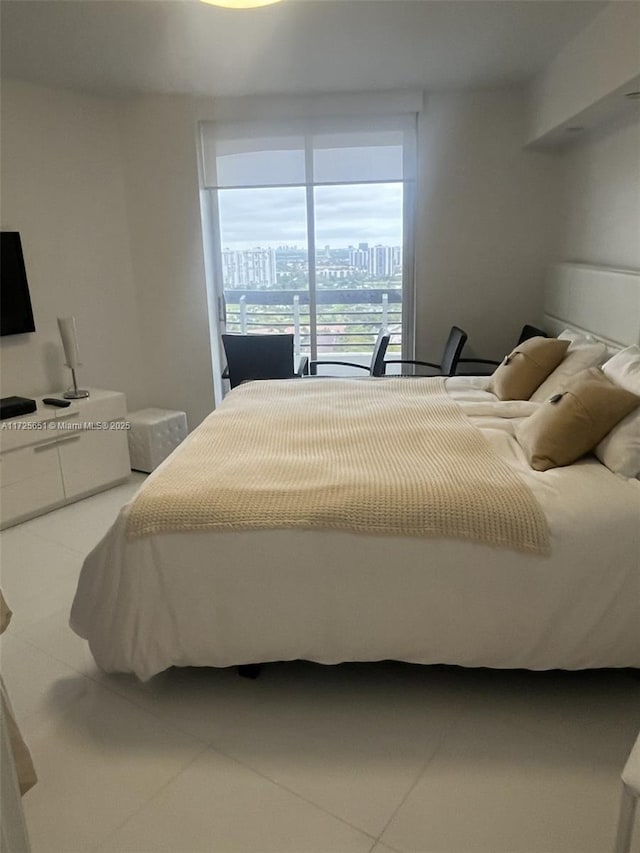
0, 474, 639, 853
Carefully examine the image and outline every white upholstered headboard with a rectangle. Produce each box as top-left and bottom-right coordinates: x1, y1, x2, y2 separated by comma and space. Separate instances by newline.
544, 263, 640, 352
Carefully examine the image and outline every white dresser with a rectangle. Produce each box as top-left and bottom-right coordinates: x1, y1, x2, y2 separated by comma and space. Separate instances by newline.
0, 389, 131, 529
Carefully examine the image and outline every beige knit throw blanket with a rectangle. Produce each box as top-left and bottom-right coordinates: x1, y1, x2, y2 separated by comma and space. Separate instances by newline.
126, 377, 549, 555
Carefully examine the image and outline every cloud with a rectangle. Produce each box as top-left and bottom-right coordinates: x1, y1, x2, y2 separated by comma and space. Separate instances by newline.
217, 183, 402, 249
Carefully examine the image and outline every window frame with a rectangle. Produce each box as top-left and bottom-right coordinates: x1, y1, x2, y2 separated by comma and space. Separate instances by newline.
199, 113, 417, 392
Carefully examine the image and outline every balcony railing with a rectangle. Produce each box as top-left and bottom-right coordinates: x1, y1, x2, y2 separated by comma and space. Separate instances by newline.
224, 288, 402, 354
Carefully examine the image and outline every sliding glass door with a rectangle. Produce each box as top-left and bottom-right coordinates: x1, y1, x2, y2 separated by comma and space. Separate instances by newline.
313, 182, 403, 357
201, 114, 415, 369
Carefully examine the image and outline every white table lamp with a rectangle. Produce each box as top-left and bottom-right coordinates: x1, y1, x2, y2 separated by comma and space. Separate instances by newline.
57, 316, 89, 399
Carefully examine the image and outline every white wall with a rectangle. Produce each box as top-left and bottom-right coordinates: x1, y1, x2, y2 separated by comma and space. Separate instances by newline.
415, 89, 562, 362
559, 115, 640, 270
0, 80, 146, 409
117, 96, 216, 429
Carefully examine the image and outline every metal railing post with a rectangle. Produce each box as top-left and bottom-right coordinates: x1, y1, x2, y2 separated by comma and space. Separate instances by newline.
382, 292, 389, 331
293, 294, 300, 357
239, 295, 247, 334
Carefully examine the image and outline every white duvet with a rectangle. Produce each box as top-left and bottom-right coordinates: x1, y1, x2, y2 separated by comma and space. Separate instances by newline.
70, 377, 640, 680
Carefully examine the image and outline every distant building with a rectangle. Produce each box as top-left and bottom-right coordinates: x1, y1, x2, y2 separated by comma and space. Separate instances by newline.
347, 244, 401, 275
368, 245, 393, 277
222, 247, 277, 287
318, 267, 350, 279
348, 247, 369, 270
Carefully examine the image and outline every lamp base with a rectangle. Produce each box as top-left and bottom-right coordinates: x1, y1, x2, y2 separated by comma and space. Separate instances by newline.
63, 388, 90, 399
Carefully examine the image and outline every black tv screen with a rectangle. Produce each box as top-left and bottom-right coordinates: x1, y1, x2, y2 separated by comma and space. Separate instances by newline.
1, 232, 36, 336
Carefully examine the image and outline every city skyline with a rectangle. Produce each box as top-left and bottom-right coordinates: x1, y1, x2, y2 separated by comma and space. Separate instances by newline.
221, 243, 402, 288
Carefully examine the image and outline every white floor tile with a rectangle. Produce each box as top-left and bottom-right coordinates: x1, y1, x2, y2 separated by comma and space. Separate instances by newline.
381, 705, 638, 853
22, 678, 206, 853
0, 529, 82, 608
0, 477, 145, 675
1, 576, 79, 638
95, 747, 375, 853
450, 667, 640, 764
93, 661, 469, 837
4, 474, 144, 555
9, 599, 103, 679
0, 633, 92, 739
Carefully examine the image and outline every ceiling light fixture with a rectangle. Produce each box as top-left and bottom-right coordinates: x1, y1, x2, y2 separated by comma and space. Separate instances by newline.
200, 0, 283, 8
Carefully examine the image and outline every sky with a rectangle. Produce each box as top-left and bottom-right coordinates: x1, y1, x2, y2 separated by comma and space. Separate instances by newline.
217, 183, 403, 251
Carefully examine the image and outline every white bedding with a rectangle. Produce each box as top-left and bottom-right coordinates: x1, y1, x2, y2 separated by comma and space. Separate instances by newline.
70, 377, 640, 680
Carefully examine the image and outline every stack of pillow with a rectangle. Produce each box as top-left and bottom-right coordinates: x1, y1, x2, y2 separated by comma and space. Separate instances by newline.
489, 333, 640, 475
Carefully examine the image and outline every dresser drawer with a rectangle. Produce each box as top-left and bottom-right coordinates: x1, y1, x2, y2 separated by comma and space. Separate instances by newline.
0, 417, 57, 453
0, 442, 65, 526
58, 426, 130, 499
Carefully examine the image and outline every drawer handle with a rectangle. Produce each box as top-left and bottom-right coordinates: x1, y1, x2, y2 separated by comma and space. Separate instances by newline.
34, 435, 81, 451
56, 434, 82, 445
33, 440, 59, 452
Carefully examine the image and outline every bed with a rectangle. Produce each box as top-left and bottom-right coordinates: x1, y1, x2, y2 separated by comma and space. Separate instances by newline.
70, 265, 640, 680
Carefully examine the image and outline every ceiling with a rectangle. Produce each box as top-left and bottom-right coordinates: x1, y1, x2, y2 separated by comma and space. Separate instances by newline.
0, 0, 607, 100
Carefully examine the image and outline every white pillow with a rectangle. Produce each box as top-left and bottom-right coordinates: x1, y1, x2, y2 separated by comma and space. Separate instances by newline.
602, 345, 640, 390
529, 332, 608, 402
595, 345, 640, 478
557, 328, 595, 343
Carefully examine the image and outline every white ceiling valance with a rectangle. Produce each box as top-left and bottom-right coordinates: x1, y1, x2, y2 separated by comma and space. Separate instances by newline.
199, 92, 421, 189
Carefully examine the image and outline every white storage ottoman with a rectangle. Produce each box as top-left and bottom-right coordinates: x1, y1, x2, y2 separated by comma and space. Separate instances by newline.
127, 408, 188, 473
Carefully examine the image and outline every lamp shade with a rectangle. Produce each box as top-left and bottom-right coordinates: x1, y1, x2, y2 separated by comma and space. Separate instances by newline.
57, 316, 82, 370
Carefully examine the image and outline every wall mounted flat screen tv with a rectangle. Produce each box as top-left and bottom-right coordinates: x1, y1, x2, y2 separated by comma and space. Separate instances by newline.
1, 232, 36, 336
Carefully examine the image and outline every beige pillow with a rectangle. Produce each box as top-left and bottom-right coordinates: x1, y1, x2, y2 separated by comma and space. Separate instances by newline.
529, 333, 607, 402
517, 367, 640, 471
491, 337, 570, 401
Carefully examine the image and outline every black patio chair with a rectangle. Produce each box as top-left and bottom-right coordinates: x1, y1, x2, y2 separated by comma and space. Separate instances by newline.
384, 326, 468, 377
517, 324, 548, 345
308, 328, 391, 378
221, 333, 309, 389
